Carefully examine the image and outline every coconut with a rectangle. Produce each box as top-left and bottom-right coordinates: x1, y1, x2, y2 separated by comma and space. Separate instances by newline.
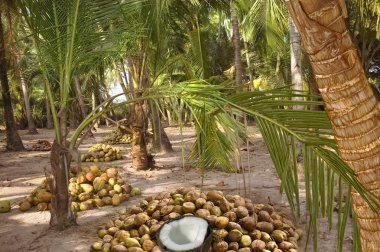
278, 241, 295, 250
215, 216, 230, 229
211, 206, 222, 216
237, 248, 251, 252
256, 222, 274, 234
93, 177, 106, 191
150, 224, 161, 235
80, 183, 94, 193
258, 211, 271, 222
182, 202, 196, 213
220, 198, 232, 213
130, 229, 140, 238
228, 242, 239, 251
272, 219, 283, 230
111, 244, 128, 252
251, 239, 266, 252
106, 168, 118, 178
131, 187, 141, 196
266, 241, 278, 250
249, 230, 261, 240
158, 216, 210, 252
160, 205, 174, 216
19, 201, 32, 212
91, 241, 103, 251
239, 235, 251, 247
206, 190, 224, 202
94, 198, 105, 207
232, 196, 246, 208
122, 184, 132, 194
71, 202, 80, 212
79, 192, 91, 202
98, 229, 108, 238
142, 240, 156, 252
295, 229, 303, 239
97, 188, 108, 197
239, 216, 257, 232
168, 212, 181, 219
213, 241, 229, 252
260, 232, 271, 243
77, 174, 87, 184
271, 230, 287, 243
0, 200, 11, 213
125, 238, 141, 248
184, 190, 200, 202
68, 182, 80, 195
213, 229, 229, 239
195, 198, 206, 209
224, 211, 237, 222
236, 206, 249, 219
228, 229, 243, 242
102, 196, 112, 205
138, 225, 150, 236
36, 191, 52, 203
37, 202, 48, 211
85, 172, 96, 182
103, 243, 111, 252
196, 209, 210, 218
135, 213, 150, 226
112, 194, 121, 206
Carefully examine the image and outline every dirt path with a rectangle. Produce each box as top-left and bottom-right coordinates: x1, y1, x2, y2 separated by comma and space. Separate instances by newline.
0, 126, 352, 252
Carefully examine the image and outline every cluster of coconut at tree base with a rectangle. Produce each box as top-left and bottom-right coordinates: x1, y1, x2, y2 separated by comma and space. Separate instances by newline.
0, 166, 141, 213
82, 144, 123, 162
91, 188, 302, 252
104, 130, 133, 145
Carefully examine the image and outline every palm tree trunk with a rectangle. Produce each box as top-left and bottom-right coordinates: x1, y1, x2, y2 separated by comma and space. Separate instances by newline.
131, 91, 149, 170
0, 12, 24, 151
287, 1, 380, 250
20, 70, 38, 134
244, 41, 253, 91
149, 101, 173, 153
231, 6, 243, 87
289, 17, 303, 110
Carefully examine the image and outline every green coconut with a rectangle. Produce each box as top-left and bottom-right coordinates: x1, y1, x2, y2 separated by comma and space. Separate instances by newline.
142, 240, 156, 252
240, 235, 252, 247
182, 202, 196, 213
98, 229, 108, 238
130, 187, 141, 196
256, 221, 274, 234
112, 194, 121, 206
271, 230, 287, 243
93, 177, 106, 191
111, 244, 128, 252
0, 200, 11, 213
236, 206, 249, 219
125, 238, 141, 248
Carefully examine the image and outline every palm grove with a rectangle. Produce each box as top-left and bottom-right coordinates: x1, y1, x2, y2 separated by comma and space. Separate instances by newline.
0, 0, 380, 251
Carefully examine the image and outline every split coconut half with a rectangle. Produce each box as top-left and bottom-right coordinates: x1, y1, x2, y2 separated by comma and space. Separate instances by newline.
157, 216, 212, 252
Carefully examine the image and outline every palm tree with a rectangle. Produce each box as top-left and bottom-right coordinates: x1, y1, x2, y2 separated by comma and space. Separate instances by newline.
289, 17, 303, 110
287, 0, 380, 250
0, 10, 24, 151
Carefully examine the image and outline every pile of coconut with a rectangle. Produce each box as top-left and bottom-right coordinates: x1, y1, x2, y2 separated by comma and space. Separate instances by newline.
104, 130, 133, 145
91, 188, 302, 252
17, 166, 141, 212
81, 144, 123, 163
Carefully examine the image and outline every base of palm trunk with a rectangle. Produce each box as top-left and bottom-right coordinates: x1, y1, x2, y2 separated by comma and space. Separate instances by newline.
157, 216, 212, 252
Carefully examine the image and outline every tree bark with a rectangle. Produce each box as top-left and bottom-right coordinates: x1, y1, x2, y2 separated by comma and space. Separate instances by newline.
131, 91, 149, 170
20, 70, 38, 134
287, 1, 380, 250
289, 17, 303, 110
0, 12, 24, 151
244, 41, 253, 91
231, 6, 243, 87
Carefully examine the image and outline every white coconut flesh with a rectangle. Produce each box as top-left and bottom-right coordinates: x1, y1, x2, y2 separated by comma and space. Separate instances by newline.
159, 216, 209, 251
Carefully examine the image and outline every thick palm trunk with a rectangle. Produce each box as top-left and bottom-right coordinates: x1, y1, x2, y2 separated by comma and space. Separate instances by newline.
131, 91, 148, 170
20, 71, 38, 134
0, 12, 24, 151
113, 62, 130, 100
231, 7, 243, 87
289, 17, 303, 110
287, 1, 380, 250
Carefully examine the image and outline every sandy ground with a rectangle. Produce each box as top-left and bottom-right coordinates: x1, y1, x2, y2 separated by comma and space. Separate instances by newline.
0, 126, 352, 252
